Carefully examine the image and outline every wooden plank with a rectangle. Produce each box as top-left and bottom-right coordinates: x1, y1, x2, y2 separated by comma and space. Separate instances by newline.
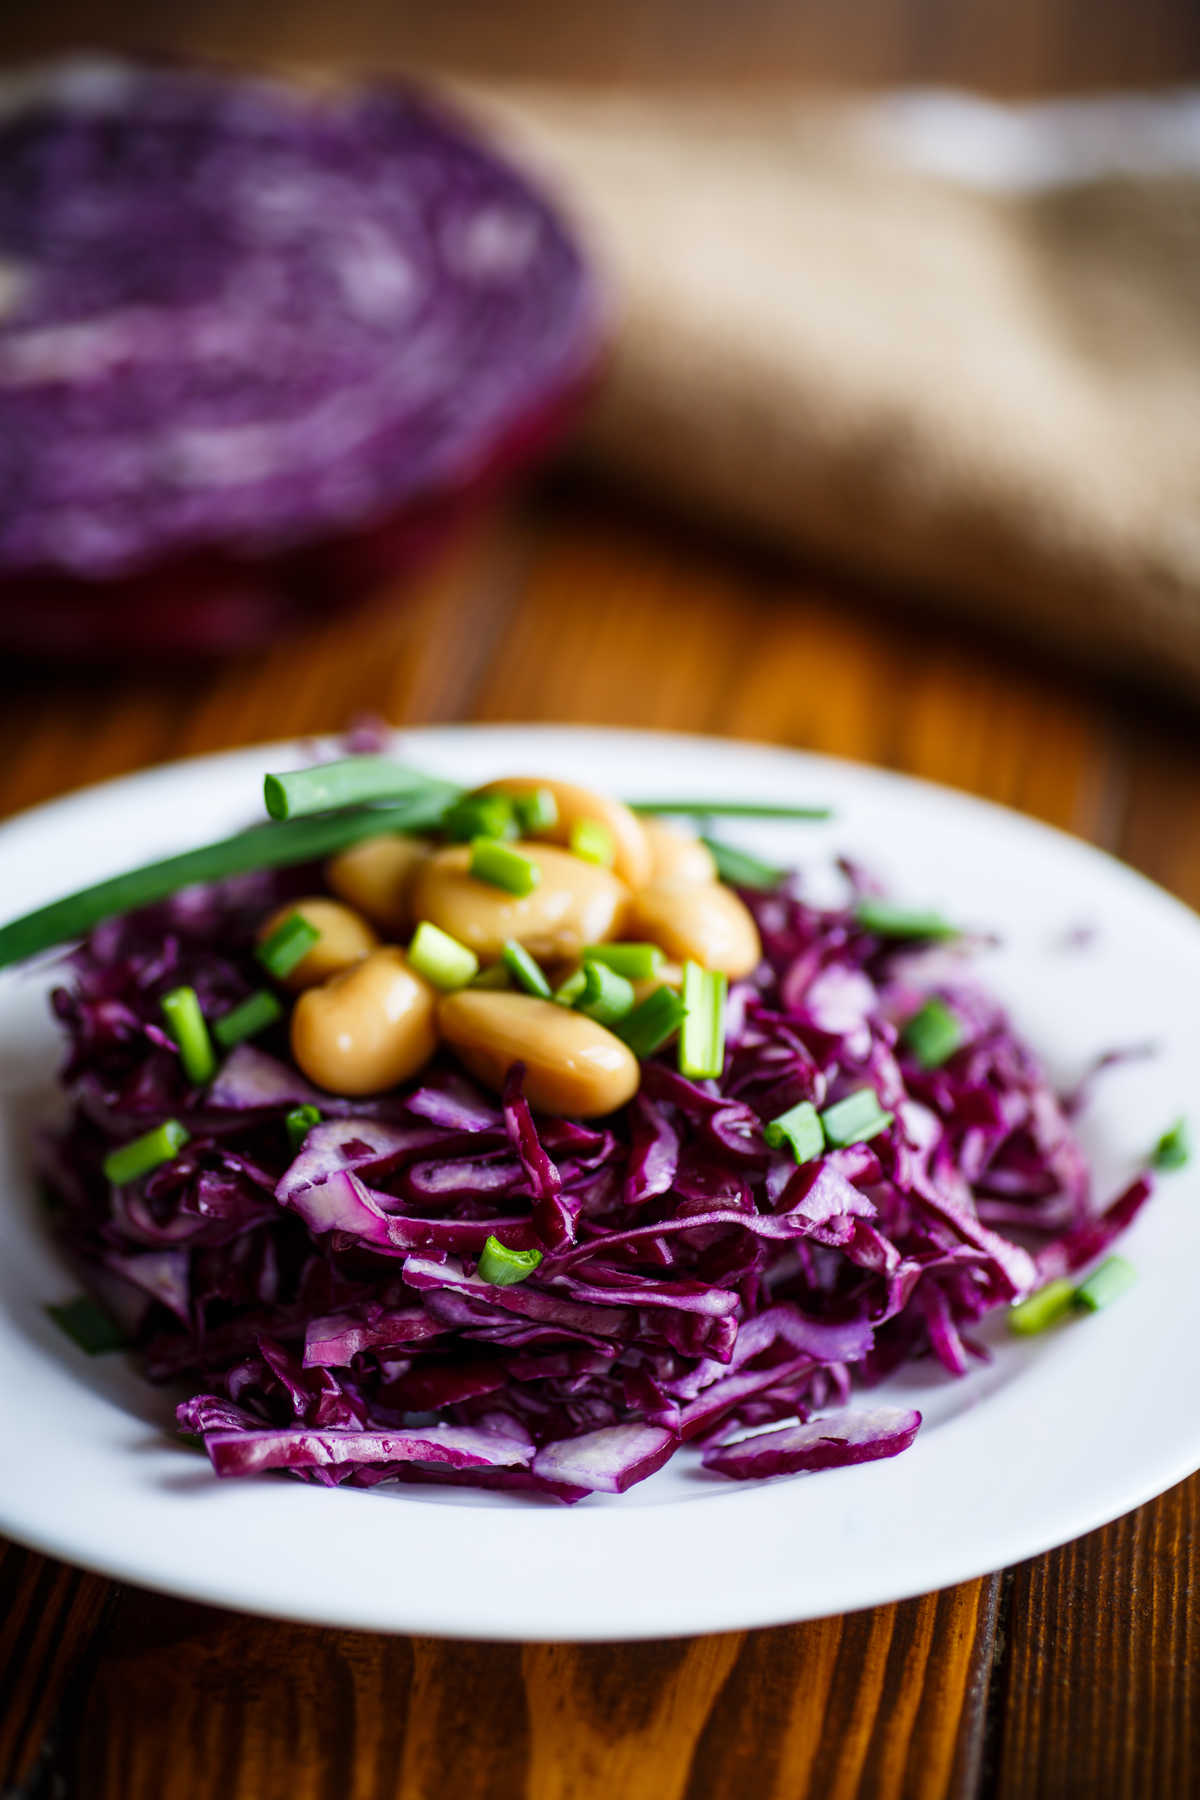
0, 0, 1194, 90
991, 1480, 1200, 1800
0, 1539, 110, 1791
62, 1597, 532, 1800
0, 520, 523, 825
59, 1590, 1002, 1800
681, 1585, 997, 1800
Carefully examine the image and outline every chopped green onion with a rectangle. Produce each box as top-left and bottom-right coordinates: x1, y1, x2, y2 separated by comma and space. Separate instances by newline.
900, 997, 964, 1070
576, 960, 636, 1026
256, 911, 321, 980
441, 793, 517, 843
854, 899, 958, 940
513, 788, 558, 833
408, 921, 480, 990
502, 940, 552, 999
470, 838, 540, 896
285, 1105, 322, 1153
213, 989, 283, 1050
0, 796, 447, 974
820, 1088, 893, 1148
477, 1235, 543, 1286
553, 969, 588, 1007
616, 986, 688, 1058
1153, 1117, 1190, 1170
679, 962, 727, 1079
633, 800, 832, 821
160, 986, 217, 1086
569, 818, 615, 866
263, 757, 458, 821
46, 1295, 127, 1355
581, 942, 663, 980
701, 837, 786, 891
764, 1100, 824, 1164
1009, 1277, 1077, 1336
471, 962, 513, 990
103, 1119, 189, 1187
1074, 1255, 1137, 1313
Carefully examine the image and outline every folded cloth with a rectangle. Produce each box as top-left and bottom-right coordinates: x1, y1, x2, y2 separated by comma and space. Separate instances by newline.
464, 85, 1200, 697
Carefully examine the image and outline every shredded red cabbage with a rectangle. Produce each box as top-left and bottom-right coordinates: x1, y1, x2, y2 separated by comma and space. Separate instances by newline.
39, 863, 1154, 1501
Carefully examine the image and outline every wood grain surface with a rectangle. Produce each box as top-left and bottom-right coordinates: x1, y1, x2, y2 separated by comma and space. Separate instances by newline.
1, 0, 1198, 91
1, 490, 1198, 1800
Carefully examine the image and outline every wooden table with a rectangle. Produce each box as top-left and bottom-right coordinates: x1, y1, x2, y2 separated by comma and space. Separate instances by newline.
1, 482, 1199, 1798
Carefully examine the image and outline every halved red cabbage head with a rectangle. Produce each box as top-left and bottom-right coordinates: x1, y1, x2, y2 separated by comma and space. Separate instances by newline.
0, 59, 601, 654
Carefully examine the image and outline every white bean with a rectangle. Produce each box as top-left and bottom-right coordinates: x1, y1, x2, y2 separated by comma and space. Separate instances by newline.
438, 990, 640, 1118
640, 817, 718, 885
258, 897, 378, 991
475, 776, 652, 887
324, 834, 432, 934
411, 842, 628, 962
290, 948, 438, 1095
628, 880, 761, 978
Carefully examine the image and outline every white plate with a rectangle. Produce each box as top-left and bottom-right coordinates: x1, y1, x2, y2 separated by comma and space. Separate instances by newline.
1, 725, 1197, 1641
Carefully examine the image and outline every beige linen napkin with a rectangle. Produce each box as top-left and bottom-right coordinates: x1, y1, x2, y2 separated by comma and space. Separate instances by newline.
465, 86, 1200, 696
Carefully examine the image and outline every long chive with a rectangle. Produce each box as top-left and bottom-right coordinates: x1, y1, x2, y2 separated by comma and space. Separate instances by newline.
1153, 1117, 1190, 1170
103, 1120, 189, 1186
854, 899, 959, 940
820, 1089, 893, 1148
900, 997, 964, 1070
616, 986, 688, 1058
679, 962, 727, 1079
441, 793, 517, 844
213, 990, 283, 1049
46, 1295, 127, 1355
502, 940, 552, 999
633, 801, 832, 821
569, 818, 615, 866
576, 960, 635, 1026
257, 912, 320, 980
263, 758, 458, 821
581, 942, 663, 980
701, 837, 787, 891
1009, 1278, 1077, 1336
0, 795, 446, 973
764, 1099, 824, 1164
285, 1104, 321, 1153
160, 986, 217, 1086
477, 1236, 543, 1286
1074, 1255, 1137, 1313
409, 921, 479, 991
470, 838, 540, 896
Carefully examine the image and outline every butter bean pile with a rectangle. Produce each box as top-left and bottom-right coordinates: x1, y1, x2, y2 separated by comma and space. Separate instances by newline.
266, 777, 761, 1117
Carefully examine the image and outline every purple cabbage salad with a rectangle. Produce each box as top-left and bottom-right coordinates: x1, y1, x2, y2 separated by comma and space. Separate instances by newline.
38, 859, 1154, 1503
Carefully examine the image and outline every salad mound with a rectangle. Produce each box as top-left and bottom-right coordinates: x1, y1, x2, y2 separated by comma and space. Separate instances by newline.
33, 764, 1155, 1501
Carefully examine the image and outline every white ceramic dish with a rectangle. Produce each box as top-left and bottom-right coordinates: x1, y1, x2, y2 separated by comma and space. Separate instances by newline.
0, 725, 1197, 1641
